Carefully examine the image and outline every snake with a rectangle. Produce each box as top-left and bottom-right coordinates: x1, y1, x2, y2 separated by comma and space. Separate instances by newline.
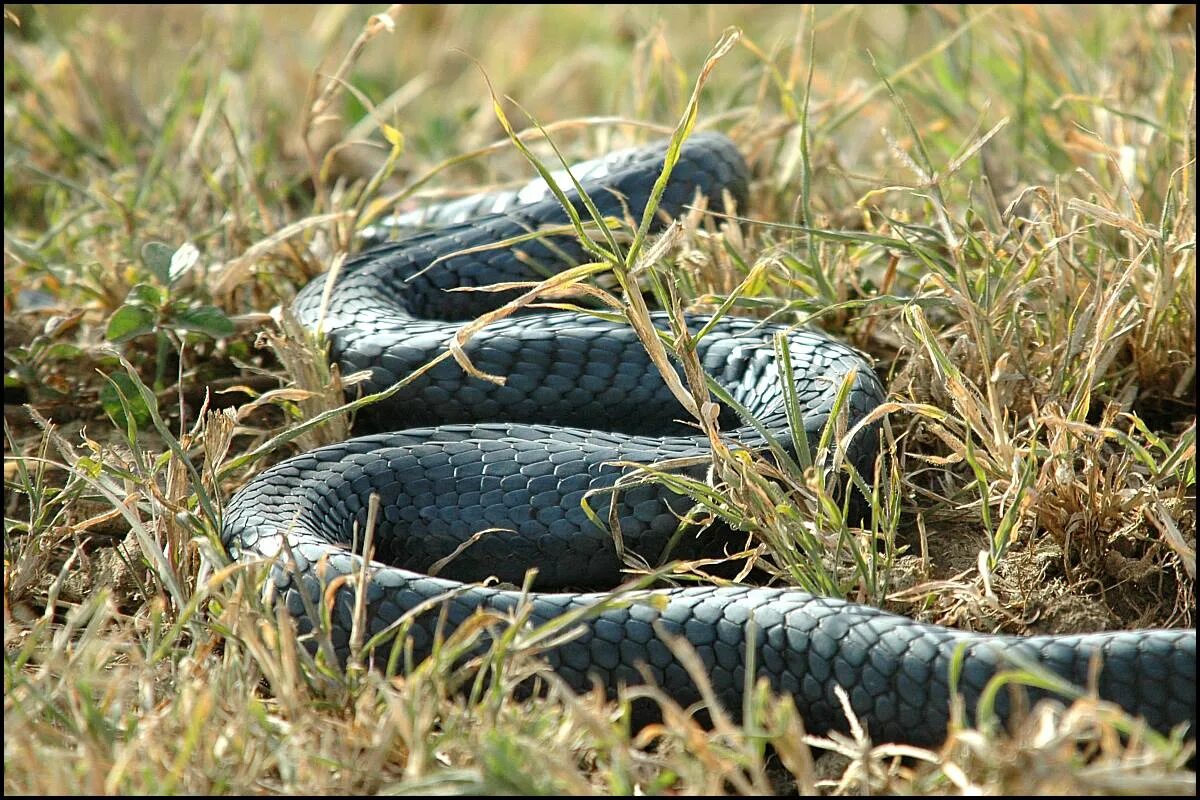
221, 132, 1196, 748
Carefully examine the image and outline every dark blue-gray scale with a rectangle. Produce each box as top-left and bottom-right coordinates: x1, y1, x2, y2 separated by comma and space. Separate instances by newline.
222, 132, 1196, 748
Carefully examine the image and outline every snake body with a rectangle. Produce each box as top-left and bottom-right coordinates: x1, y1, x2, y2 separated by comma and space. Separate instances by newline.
221, 133, 1196, 747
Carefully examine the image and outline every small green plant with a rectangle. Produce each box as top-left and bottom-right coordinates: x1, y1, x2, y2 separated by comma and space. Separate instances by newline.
104, 241, 233, 379
3, 317, 85, 400
99, 240, 234, 428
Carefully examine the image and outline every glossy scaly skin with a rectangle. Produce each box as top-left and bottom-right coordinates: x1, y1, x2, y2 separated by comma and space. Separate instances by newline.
222, 133, 1196, 746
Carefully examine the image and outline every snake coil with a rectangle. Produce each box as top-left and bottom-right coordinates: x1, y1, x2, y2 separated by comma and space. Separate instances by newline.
222, 132, 1195, 747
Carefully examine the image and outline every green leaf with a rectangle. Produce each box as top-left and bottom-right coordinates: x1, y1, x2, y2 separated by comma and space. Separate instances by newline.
6, 345, 31, 363
100, 372, 153, 430
171, 305, 234, 338
106, 304, 156, 343
128, 282, 166, 307
42, 342, 84, 360
141, 241, 175, 285
168, 242, 200, 286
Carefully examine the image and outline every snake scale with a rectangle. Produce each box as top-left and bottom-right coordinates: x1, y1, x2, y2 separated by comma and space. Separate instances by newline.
221, 132, 1196, 747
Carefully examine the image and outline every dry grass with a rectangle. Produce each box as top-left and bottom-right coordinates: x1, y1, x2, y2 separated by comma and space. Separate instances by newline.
4, 4, 1196, 795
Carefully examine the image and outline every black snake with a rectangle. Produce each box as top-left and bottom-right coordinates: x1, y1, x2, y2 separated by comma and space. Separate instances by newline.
221, 132, 1196, 748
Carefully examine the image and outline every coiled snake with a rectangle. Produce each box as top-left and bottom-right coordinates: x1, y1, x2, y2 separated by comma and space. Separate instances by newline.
221, 132, 1195, 747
